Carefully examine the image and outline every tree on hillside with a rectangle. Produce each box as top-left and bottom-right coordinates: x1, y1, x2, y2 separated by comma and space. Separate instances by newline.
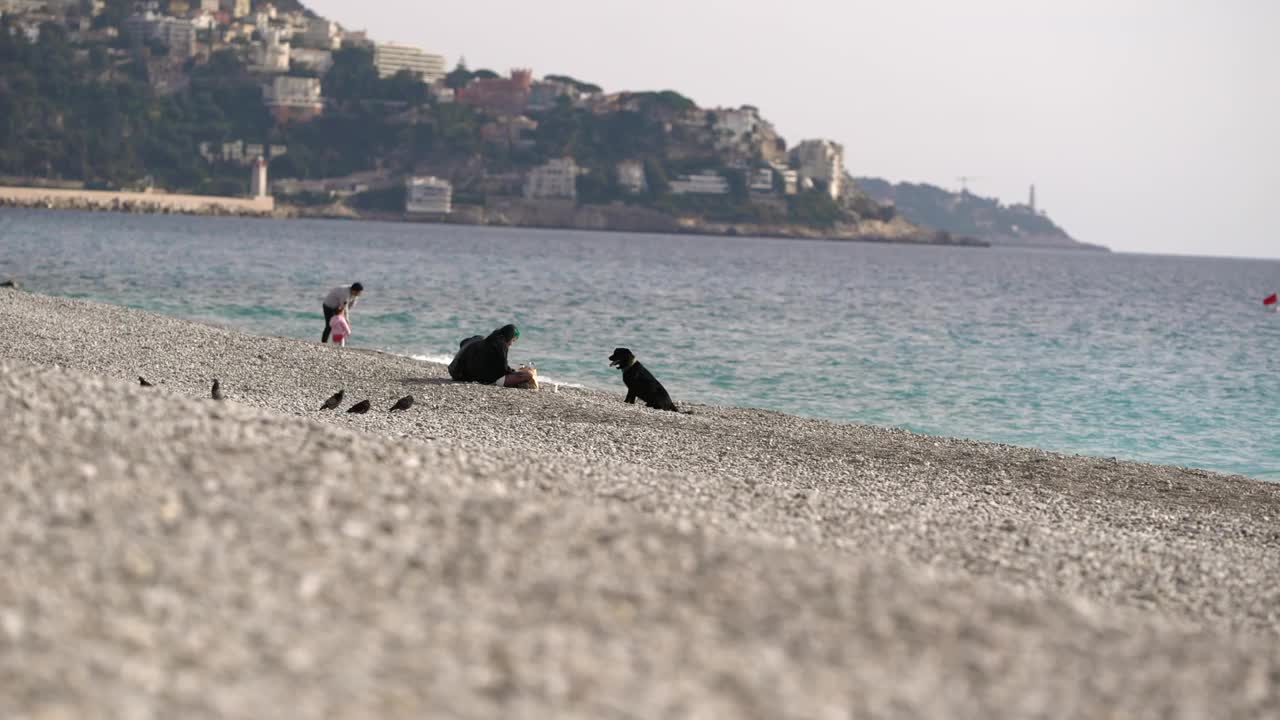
382, 69, 429, 105
544, 74, 602, 94
323, 47, 380, 103
444, 60, 472, 90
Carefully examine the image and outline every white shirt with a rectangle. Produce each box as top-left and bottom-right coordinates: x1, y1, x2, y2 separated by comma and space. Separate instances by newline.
322, 286, 358, 310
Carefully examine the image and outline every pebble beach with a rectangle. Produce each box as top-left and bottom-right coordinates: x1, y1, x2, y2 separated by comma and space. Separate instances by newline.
2, 289, 1279, 719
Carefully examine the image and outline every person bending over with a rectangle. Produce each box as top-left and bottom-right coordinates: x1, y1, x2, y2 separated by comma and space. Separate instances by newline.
447, 324, 535, 388
321, 282, 363, 343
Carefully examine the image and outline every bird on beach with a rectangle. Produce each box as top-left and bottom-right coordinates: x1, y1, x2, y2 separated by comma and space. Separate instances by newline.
139, 376, 154, 387
389, 395, 415, 412
347, 399, 371, 414
320, 389, 345, 410
211, 379, 223, 401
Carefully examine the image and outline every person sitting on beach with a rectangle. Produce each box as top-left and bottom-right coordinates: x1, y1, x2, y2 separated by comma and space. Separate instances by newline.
321, 282, 363, 343
328, 302, 351, 347
447, 324, 535, 388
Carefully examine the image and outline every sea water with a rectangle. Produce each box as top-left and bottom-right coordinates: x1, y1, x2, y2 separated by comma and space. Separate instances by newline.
2, 209, 1277, 480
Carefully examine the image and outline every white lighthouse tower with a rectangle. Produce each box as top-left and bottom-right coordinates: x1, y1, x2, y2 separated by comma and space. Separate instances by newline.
250, 156, 268, 199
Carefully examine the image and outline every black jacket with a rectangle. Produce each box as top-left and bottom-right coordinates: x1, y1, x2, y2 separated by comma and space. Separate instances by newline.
448, 330, 514, 383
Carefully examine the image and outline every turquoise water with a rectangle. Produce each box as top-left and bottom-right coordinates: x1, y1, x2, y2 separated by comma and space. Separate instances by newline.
3, 209, 1278, 480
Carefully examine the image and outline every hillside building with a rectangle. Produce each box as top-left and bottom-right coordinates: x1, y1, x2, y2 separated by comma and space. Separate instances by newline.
262, 75, 323, 123
252, 29, 290, 72
749, 168, 774, 194
524, 158, 579, 200
791, 139, 844, 199
458, 69, 533, 116
373, 43, 446, 83
480, 115, 538, 150
123, 13, 197, 60
528, 80, 581, 112
405, 176, 453, 214
289, 47, 333, 74
220, 0, 248, 18
669, 172, 729, 196
301, 17, 340, 50
616, 161, 647, 195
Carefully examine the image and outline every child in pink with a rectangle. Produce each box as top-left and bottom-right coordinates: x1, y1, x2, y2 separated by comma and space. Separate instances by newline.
329, 303, 352, 346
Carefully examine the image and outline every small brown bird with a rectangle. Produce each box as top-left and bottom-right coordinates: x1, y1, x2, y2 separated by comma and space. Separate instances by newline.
320, 389, 345, 410
139, 377, 154, 387
211, 379, 223, 401
346, 399, 371, 414
389, 395, 414, 412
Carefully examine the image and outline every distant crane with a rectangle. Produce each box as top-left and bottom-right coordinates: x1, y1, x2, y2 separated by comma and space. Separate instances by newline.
956, 176, 983, 194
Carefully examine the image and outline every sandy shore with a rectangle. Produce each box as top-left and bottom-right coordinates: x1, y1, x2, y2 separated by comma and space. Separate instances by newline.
1, 289, 1278, 718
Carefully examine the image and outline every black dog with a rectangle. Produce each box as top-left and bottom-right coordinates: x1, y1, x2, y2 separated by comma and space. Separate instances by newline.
609, 348, 677, 412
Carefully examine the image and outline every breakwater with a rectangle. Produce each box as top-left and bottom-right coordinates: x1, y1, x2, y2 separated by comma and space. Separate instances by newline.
0, 185, 274, 216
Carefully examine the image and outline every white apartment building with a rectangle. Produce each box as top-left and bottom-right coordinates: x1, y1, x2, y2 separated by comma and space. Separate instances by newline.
1, 0, 78, 10
263, 75, 322, 108
524, 158, 579, 200
302, 18, 341, 50
791, 139, 844, 199
373, 43, 446, 83
253, 32, 290, 73
669, 172, 729, 196
159, 18, 196, 58
616, 160, 647, 195
430, 85, 455, 103
405, 176, 453, 214
123, 14, 197, 59
289, 48, 333, 74
749, 168, 774, 194
715, 107, 760, 144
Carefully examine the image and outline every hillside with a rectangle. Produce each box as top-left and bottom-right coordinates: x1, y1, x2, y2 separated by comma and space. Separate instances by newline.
855, 178, 1107, 251
0, 2, 962, 244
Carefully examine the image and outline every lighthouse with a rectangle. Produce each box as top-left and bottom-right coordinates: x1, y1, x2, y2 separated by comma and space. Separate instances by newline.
250, 156, 268, 199
1029, 183, 1037, 214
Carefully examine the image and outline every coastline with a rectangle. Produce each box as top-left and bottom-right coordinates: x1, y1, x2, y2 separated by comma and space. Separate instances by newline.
0, 184, 990, 247
2, 288, 1278, 717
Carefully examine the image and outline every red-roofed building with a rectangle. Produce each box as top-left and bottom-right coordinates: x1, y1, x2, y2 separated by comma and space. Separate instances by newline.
457, 69, 533, 116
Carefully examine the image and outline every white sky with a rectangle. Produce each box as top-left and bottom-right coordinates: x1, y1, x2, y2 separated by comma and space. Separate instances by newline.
306, 0, 1280, 258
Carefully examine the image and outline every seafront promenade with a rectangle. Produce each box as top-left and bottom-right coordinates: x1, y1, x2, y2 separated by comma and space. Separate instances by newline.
0, 184, 275, 216
1, 289, 1278, 718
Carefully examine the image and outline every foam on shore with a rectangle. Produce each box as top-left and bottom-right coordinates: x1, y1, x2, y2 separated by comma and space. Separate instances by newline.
2, 289, 1279, 718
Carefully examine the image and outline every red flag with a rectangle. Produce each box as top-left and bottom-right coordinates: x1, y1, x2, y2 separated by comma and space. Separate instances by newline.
1266, 293, 1279, 306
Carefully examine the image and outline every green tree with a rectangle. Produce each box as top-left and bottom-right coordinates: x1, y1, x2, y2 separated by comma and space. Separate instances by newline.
323, 47, 380, 103
443, 60, 472, 90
